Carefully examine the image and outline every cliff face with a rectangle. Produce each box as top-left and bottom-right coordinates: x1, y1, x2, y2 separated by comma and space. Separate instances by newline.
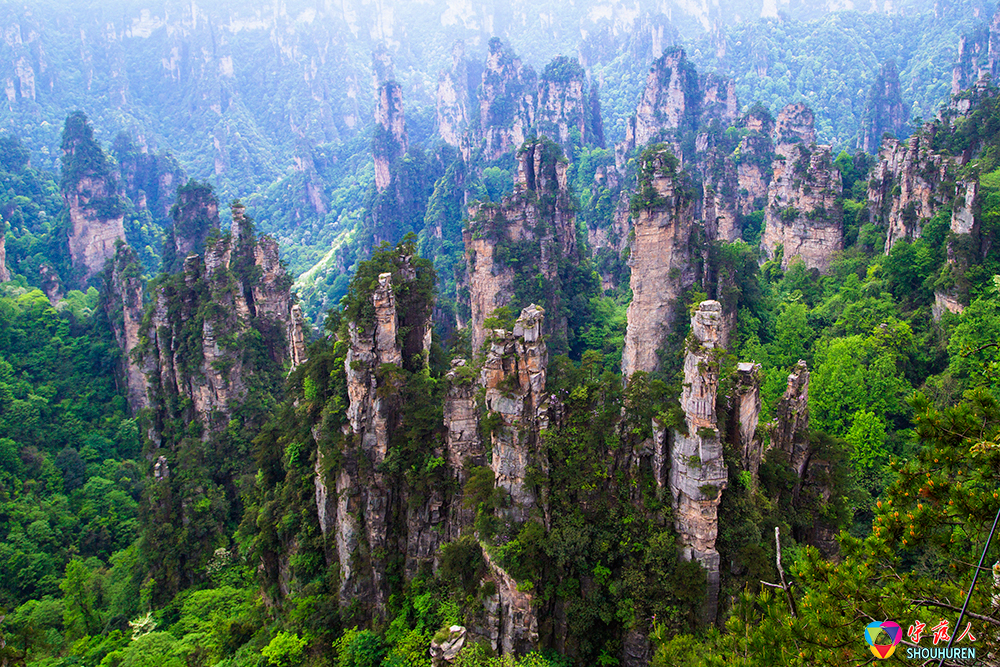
729, 362, 763, 480
617, 48, 737, 166
374, 81, 408, 193
437, 42, 471, 148
471, 38, 536, 161
464, 139, 578, 353
535, 57, 589, 152
621, 147, 698, 378
480, 305, 547, 522
0, 226, 9, 282
671, 301, 727, 624
771, 360, 811, 484
952, 6, 1000, 95
104, 244, 150, 414
860, 60, 907, 154
867, 131, 956, 253
761, 103, 843, 271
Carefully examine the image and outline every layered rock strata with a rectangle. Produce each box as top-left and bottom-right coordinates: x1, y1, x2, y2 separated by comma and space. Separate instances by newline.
65, 174, 126, 284
671, 300, 728, 624
621, 146, 698, 378
464, 139, 578, 353
480, 305, 547, 522
761, 103, 843, 271
771, 361, 811, 487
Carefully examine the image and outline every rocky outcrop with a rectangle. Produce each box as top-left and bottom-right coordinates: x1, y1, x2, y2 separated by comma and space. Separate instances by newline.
288, 304, 307, 368
468, 38, 537, 161
480, 305, 547, 522
952, 6, 1000, 95
464, 139, 578, 353
436, 42, 471, 148
138, 199, 300, 439
860, 60, 907, 154
535, 56, 590, 152
761, 103, 843, 271
866, 131, 956, 253
621, 146, 698, 378
730, 362, 763, 480
771, 361, 811, 485
616, 48, 737, 166
104, 244, 150, 414
374, 81, 408, 192
430, 626, 467, 666
671, 301, 727, 625
934, 179, 980, 320
0, 224, 9, 282
482, 548, 539, 655
61, 112, 127, 285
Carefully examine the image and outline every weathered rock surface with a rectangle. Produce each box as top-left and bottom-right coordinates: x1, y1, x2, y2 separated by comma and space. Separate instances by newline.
761, 103, 843, 271
730, 362, 763, 480
65, 174, 126, 285
464, 139, 578, 353
861, 60, 907, 154
952, 6, 1000, 95
104, 244, 150, 414
0, 225, 9, 282
481, 305, 547, 522
430, 626, 467, 666
866, 132, 956, 253
482, 547, 539, 655
374, 80, 408, 192
771, 361, 811, 485
671, 300, 728, 624
621, 147, 698, 378
470, 38, 536, 161
535, 57, 590, 151
436, 42, 471, 148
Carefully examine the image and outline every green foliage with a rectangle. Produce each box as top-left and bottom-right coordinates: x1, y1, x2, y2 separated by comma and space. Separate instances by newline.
262, 631, 308, 667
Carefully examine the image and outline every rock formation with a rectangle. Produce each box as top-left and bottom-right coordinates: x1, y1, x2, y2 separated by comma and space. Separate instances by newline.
730, 362, 763, 480
0, 223, 9, 282
436, 42, 472, 148
469, 38, 537, 161
464, 139, 578, 353
480, 305, 547, 522
373, 81, 408, 192
431, 626, 467, 666
61, 112, 127, 284
671, 300, 727, 624
860, 60, 907, 154
934, 179, 980, 320
952, 6, 1000, 95
621, 146, 698, 378
104, 243, 150, 413
535, 56, 590, 152
483, 547, 540, 655
771, 360, 811, 487
866, 131, 956, 253
761, 103, 843, 271
616, 48, 737, 167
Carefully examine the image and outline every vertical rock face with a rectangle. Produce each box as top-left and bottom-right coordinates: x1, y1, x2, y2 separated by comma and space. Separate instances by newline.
771, 360, 811, 482
934, 179, 980, 320
619, 48, 737, 164
170, 182, 219, 262
535, 56, 589, 151
671, 300, 727, 624
443, 358, 483, 539
483, 548, 539, 656
761, 103, 843, 271
288, 304, 307, 369
0, 225, 9, 282
867, 132, 956, 253
861, 60, 907, 154
952, 6, 1000, 95
437, 42, 470, 148
464, 139, 578, 353
104, 243, 149, 413
138, 200, 299, 437
373, 81, 408, 192
735, 108, 775, 215
472, 38, 537, 161
730, 362, 763, 480
480, 305, 547, 522
61, 112, 127, 285
621, 147, 698, 378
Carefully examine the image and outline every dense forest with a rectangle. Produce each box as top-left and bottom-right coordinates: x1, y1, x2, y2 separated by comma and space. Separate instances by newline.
3, 1, 1000, 666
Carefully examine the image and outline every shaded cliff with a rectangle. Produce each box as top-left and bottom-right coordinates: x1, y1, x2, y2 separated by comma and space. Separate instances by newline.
860, 60, 908, 154
374, 80, 408, 194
